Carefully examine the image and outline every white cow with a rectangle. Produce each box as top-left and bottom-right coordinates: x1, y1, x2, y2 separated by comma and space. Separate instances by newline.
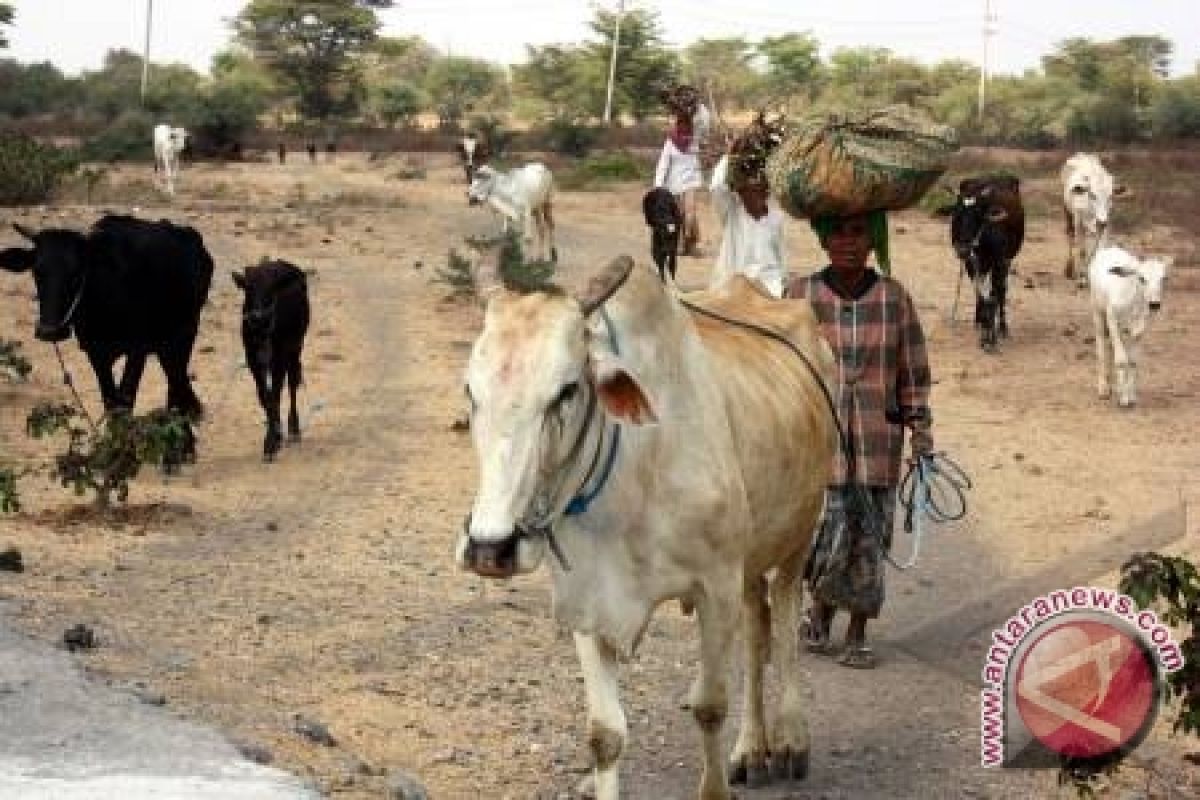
153, 124, 188, 196
1062, 153, 1128, 287
467, 164, 557, 262
458, 253, 836, 800
1089, 245, 1170, 408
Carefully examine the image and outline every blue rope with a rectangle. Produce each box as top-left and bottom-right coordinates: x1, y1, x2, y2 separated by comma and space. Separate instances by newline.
564, 308, 621, 517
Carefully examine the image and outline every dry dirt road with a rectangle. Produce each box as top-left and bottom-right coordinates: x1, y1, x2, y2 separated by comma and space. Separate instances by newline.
1, 155, 1198, 799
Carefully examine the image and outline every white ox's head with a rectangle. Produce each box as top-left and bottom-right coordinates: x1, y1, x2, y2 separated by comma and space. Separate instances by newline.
456, 252, 655, 579
467, 165, 498, 206
1063, 155, 1128, 234
1137, 256, 1171, 312
169, 127, 189, 153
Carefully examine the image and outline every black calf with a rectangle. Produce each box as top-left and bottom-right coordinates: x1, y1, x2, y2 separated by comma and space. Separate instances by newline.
949, 176, 1025, 352
233, 260, 310, 461
642, 187, 681, 282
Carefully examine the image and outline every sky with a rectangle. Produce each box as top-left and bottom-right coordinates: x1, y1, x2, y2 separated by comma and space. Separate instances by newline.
7, 0, 1200, 78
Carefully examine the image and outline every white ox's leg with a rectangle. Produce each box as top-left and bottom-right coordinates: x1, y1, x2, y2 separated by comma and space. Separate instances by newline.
767, 551, 810, 780
1106, 312, 1136, 408
574, 633, 626, 800
1094, 308, 1112, 400
729, 575, 769, 786
692, 580, 738, 800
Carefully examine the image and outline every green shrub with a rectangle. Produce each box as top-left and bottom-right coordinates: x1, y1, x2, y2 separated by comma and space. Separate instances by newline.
469, 114, 514, 158
543, 117, 600, 157
0, 131, 79, 206
27, 403, 196, 508
80, 110, 156, 163
432, 248, 476, 299
559, 150, 650, 191
0, 467, 20, 513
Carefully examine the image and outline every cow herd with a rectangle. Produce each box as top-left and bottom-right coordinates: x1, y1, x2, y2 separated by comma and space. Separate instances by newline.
0, 215, 310, 461
943, 153, 1170, 408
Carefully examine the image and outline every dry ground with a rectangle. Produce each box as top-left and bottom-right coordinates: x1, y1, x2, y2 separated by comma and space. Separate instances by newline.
0, 152, 1198, 799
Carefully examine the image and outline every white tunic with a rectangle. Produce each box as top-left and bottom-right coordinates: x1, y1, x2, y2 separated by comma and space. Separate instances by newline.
653, 104, 712, 195
709, 155, 786, 298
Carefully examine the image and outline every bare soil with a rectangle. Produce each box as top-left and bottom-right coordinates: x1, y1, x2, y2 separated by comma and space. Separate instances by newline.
1, 153, 1198, 799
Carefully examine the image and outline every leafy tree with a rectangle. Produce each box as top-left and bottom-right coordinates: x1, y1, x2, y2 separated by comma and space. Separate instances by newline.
424, 55, 504, 128
513, 44, 603, 122
78, 49, 146, 118
0, 60, 80, 118
586, 8, 678, 122
233, 0, 382, 121
682, 37, 761, 111
1153, 78, 1200, 138
0, 2, 12, 49
758, 33, 824, 103
372, 82, 423, 128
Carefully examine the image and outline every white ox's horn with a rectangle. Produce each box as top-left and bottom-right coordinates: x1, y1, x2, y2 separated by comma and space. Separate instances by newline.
575, 256, 634, 317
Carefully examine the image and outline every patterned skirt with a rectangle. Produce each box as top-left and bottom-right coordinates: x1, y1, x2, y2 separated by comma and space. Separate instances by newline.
805, 486, 897, 618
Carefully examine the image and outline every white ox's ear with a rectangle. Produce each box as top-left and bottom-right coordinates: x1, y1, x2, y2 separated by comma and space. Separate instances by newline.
592, 356, 657, 426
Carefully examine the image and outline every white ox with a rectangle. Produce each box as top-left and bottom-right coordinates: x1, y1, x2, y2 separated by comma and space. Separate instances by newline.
153, 124, 188, 196
1089, 245, 1170, 408
468, 163, 558, 262
1062, 153, 1128, 286
457, 253, 835, 800
457, 134, 480, 183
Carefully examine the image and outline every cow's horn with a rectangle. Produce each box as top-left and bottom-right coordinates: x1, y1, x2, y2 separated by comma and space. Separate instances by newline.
13, 223, 36, 240
576, 256, 635, 317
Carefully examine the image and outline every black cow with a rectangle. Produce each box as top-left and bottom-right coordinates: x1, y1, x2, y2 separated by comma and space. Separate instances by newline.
949, 176, 1025, 352
642, 187, 681, 282
0, 215, 213, 416
232, 260, 310, 461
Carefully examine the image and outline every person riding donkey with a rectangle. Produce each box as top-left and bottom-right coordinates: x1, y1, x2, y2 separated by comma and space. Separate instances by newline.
786, 209, 935, 668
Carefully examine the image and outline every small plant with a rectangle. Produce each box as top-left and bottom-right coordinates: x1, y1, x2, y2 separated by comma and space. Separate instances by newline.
432, 248, 477, 299
0, 467, 21, 513
497, 233, 555, 293
1122, 552, 1200, 736
1058, 551, 1200, 796
544, 117, 600, 158
27, 403, 196, 509
0, 131, 79, 206
0, 339, 31, 380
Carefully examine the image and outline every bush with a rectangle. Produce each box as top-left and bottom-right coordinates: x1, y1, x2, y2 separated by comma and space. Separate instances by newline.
543, 117, 601, 157
558, 150, 650, 191
80, 110, 156, 163
0, 468, 20, 513
27, 403, 196, 508
0, 131, 79, 206
432, 248, 476, 299
469, 114, 514, 158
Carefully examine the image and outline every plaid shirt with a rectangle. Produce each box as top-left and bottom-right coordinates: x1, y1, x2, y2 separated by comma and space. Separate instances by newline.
787, 268, 933, 488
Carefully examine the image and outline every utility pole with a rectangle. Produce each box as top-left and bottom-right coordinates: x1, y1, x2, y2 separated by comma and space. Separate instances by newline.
603, 0, 626, 125
141, 0, 153, 105
977, 0, 997, 121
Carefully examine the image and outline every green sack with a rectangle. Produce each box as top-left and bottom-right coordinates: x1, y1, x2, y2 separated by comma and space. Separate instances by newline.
766, 105, 958, 219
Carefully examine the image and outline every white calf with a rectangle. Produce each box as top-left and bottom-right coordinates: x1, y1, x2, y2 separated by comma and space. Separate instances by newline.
1089, 245, 1170, 408
468, 164, 558, 262
153, 124, 188, 196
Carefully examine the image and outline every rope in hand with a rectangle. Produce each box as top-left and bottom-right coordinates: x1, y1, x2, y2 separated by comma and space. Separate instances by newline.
886, 451, 972, 570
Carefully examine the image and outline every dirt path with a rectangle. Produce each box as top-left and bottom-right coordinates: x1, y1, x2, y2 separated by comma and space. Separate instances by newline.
1, 156, 1197, 799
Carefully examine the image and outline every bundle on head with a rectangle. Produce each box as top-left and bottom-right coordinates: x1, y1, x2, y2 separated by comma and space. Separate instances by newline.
727, 112, 787, 190
765, 104, 959, 219
659, 84, 700, 119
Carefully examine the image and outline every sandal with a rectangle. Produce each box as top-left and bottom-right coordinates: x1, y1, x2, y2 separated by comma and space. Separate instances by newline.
837, 645, 877, 669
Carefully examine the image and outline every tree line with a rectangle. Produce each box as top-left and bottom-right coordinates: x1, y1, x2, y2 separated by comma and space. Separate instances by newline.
1, 1, 1199, 154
